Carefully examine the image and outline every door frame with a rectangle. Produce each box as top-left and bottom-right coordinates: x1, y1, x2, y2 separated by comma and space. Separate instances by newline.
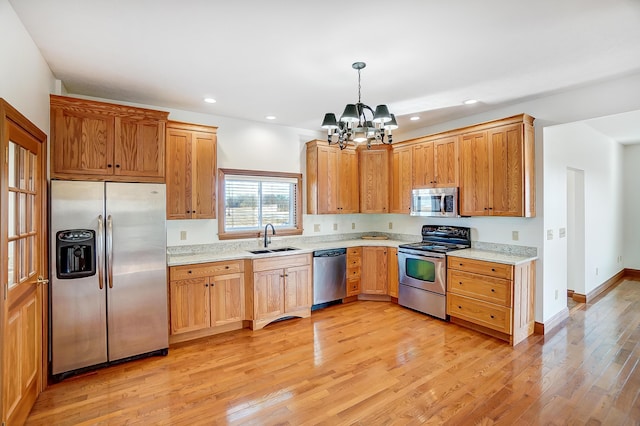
0, 98, 49, 422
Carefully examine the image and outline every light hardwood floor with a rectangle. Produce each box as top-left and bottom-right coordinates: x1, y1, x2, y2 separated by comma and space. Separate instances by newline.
27, 279, 640, 425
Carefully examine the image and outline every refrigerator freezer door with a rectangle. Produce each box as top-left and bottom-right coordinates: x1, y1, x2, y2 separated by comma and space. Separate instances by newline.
50, 181, 108, 374
105, 183, 168, 361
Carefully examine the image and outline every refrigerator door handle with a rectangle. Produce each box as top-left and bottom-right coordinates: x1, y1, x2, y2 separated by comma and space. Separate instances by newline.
97, 215, 105, 290
106, 214, 114, 289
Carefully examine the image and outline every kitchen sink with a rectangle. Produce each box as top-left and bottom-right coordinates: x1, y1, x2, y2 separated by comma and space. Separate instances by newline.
247, 247, 300, 255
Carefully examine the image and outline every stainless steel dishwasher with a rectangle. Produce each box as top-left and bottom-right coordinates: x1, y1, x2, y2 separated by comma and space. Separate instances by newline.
312, 248, 347, 306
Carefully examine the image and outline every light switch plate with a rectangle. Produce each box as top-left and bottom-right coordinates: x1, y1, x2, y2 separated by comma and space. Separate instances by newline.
180, 231, 187, 240
333, 223, 338, 231
546, 229, 553, 240
314, 224, 320, 232
512, 231, 519, 241
559, 228, 566, 238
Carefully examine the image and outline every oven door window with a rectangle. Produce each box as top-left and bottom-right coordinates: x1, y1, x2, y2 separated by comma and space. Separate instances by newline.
405, 258, 436, 282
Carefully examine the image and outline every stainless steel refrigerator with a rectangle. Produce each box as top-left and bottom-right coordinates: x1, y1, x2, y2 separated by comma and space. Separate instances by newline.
50, 180, 168, 379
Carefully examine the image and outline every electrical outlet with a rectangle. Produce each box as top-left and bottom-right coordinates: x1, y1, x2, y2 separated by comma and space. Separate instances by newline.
333, 223, 338, 231
314, 224, 320, 232
351, 222, 356, 230
512, 231, 519, 241
555, 289, 559, 300
546, 229, 553, 240
559, 228, 566, 238
388, 222, 393, 230
180, 231, 187, 240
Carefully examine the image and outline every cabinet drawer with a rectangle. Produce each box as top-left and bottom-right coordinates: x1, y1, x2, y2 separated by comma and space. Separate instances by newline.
447, 293, 512, 334
170, 260, 244, 281
252, 253, 311, 272
447, 256, 513, 280
448, 270, 512, 307
347, 256, 362, 268
347, 278, 361, 296
347, 266, 361, 279
347, 247, 362, 257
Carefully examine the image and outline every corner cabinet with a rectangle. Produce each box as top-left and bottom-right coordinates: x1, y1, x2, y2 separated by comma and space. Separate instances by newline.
50, 95, 168, 182
306, 140, 359, 214
248, 253, 312, 330
166, 121, 217, 219
459, 116, 535, 217
168, 259, 245, 343
446, 256, 535, 346
358, 145, 390, 213
361, 247, 388, 295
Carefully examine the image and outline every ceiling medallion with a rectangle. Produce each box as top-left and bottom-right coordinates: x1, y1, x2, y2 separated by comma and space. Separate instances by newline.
321, 62, 398, 150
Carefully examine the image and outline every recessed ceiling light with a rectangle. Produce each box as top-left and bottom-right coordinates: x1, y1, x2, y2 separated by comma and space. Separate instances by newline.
265, 115, 276, 120
204, 97, 217, 104
410, 116, 420, 121
463, 99, 478, 105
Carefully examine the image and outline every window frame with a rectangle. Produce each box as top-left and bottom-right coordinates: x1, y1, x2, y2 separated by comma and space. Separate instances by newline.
217, 168, 303, 240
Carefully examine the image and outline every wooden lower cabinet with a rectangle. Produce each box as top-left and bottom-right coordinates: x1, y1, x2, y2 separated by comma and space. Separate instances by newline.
249, 254, 312, 330
447, 256, 535, 346
387, 248, 399, 298
361, 247, 388, 295
169, 260, 245, 343
346, 247, 362, 297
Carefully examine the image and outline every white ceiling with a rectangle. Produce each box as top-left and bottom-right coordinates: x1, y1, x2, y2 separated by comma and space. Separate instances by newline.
9, 0, 640, 140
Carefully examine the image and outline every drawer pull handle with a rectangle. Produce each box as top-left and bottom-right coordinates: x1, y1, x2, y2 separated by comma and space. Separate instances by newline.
459, 281, 463, 285
458, 305, 462, 309
491, 268, 496, 272
490, 315, 495, 319
491, 289, 495, 292
188, 270, 192, 274
459, 263, 463, 266
225, 266, 230, 269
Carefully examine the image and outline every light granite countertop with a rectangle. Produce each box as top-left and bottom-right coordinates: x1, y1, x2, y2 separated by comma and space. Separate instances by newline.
167, 237, 538, 267
447, 248, 537, 265
167, 239, 410, 266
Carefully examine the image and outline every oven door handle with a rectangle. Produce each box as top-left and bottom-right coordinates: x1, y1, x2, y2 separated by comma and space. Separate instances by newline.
398, 250, 445, 260
440, 194, 446, 215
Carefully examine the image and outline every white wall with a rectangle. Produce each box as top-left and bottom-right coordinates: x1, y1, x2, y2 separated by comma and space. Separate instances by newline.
0, 0, 56, 132
543, 122, 624, 317
624, 144, 640, 269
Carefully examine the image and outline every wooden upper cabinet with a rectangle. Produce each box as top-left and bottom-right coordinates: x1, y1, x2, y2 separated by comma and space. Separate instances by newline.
166, 121, 217, 220
389, 145, 412, 214
306, 140, 359, 214
50, 95, 168, 182
358, 146, 389, 213
433, 137, 458, 187
413, 137, 458, 188
114, 117, 165, 178
459, 117, 535, 217
460, 131, 490, 216
412, 142, 434, 188
50, 105, 114, 176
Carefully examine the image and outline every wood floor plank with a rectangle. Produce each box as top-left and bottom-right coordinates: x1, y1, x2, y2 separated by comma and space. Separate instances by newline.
25, 280, 640, 425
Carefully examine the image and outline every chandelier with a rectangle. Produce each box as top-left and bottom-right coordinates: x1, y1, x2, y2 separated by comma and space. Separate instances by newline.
321, 62, 398, 150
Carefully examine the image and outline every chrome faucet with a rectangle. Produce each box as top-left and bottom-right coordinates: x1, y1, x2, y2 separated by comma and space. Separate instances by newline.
264, 223, 276, 248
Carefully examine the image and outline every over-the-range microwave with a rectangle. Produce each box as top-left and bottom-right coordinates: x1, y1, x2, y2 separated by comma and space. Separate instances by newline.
410, 187, 459, 217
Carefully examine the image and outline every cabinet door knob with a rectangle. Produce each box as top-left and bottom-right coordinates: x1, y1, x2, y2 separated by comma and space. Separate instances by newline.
491, 268, 496, 272
491, 288, 496, 292
107, 164, 113, 168
459, 281, 463, 285
205, 284, 208, 287
225, 266, 230, 269
490, 315, 495, 319
458, 305, 462, 309
115, 164, 120, 168
188, 270, 192, 274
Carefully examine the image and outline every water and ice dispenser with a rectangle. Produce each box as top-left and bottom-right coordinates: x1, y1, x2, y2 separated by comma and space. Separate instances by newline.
56, 229, 96, 279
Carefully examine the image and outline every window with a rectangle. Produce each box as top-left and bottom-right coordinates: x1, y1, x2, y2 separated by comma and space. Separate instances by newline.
217, 168, 303, 240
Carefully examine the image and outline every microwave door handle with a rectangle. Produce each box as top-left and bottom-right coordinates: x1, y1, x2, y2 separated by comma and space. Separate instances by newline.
441, 194, 445, 215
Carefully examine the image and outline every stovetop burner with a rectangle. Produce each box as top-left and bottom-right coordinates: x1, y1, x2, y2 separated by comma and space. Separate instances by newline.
399, 225, 471, 253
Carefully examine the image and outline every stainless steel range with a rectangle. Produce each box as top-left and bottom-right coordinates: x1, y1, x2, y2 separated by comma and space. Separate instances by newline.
398, 225, 471, 319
